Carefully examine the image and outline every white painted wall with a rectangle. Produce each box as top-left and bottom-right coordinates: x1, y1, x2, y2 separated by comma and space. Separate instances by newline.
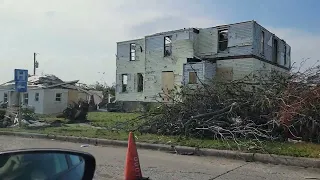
42, 89, 69, 114
20, 89, 45, 114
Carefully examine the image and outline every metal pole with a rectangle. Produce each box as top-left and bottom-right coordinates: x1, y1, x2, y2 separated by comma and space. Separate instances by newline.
33, 52, 36, 75
18, 93, 22, 127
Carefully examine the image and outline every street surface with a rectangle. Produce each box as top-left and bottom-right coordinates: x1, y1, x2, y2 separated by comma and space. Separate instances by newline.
0, 136, 319, 180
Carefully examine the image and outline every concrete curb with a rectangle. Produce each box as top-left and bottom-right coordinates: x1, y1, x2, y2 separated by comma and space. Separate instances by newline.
0, 131, 319, 168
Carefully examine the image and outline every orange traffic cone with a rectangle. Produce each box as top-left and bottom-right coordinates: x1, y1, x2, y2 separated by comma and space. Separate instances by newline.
124, 132, 143, 180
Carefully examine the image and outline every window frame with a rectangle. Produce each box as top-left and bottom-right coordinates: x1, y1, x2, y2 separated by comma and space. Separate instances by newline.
55, 93, 62, 102
3, 93, 8, 102
260, 31, 265, 55
218, 29, 228, 52
137, 73, 143, 92
272, 37, 278, 63
130, 43, 136, 61
121, 74, 128, 92
35, 92, 40, 102
23, 93, 29, 105
164, 36, 172, 57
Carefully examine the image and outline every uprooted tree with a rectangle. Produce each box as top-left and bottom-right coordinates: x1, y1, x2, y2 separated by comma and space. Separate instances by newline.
117, 61, 320, 148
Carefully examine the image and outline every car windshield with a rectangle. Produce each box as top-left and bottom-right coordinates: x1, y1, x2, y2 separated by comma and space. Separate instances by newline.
0, 1, 319, 180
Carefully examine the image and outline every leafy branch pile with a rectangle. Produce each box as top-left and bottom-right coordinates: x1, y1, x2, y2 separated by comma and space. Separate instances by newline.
132, 64, 320, 144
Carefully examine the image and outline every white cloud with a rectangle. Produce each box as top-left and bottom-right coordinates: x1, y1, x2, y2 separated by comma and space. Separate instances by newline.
0, 0, 318, 85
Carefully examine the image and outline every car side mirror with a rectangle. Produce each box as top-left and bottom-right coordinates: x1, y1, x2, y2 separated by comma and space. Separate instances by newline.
0, 148, 96, 180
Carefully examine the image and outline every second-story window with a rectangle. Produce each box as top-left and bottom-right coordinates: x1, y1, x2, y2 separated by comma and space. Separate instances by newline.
260, 31, 265, 54
272, 38, 278, 63
284, 44, 287, 65
164, 36, 172, 57
218, 29, 228, 52
130, 43, 136, 61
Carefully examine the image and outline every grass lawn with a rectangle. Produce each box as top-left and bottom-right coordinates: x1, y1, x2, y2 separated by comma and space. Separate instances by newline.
2, 112, 320, 158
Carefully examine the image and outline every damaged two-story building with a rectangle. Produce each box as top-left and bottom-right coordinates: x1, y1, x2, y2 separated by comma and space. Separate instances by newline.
115, 20, 291, 111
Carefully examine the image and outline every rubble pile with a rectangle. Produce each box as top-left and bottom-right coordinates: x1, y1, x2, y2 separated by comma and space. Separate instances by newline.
0, 107, 50, 128
28, 75, 64, 86
57, 100, 89, 122
121, 65, 320, 145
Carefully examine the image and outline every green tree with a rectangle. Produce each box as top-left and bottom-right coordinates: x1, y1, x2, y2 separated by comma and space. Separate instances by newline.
90, 82, 115, 98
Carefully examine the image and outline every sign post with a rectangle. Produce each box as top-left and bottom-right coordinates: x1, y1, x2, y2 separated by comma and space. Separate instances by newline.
14, 69, 28, 127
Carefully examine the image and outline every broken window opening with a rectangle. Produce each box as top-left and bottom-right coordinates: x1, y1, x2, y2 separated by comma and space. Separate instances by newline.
55, 93, 62, 102
284, 44, 287, 65
260, 31, 265, 54
130, 43, 136, 61
272, 38, 278, 63
35, 92, 39, 102
189, 72, 198, 84
3, 93, 8, 102
122, 74, 128, 92
218, 29, 228, 52
137, 73, 143, 92
23, 93, 28, 105
164, 36, 172, 57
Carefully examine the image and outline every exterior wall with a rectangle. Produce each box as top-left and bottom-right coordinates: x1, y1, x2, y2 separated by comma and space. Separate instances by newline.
20, 89, 45, 114
195, 21, 254, 58
253, 22, 291, 69
144, 29, 195, 102
116, 38, 145, 102
183, 62, 216, 85
0, 89, 7, 103
115, 21, 291, 105
216, 58, 288, 81
42, 89, 69, 114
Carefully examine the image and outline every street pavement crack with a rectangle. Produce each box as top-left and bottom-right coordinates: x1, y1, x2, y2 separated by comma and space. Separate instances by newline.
208, 162, 250, 180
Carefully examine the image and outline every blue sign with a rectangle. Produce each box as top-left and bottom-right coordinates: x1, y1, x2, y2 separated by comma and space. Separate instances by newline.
14, 69, 28, 92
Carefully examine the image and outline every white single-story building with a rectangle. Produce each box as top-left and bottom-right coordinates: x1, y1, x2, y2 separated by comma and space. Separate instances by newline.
0, 75, 103, 114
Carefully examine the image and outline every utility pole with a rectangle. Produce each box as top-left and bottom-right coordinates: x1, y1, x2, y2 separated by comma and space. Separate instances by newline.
33, 52, 39, 76
33, 52, 36, 75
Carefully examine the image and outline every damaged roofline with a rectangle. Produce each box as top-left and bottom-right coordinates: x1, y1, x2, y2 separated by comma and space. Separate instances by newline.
253, 21, 287, 44
145, 28, 199, 37
42, 80, 79, 89
116, 38, 144, 44
117, 28, 200, 44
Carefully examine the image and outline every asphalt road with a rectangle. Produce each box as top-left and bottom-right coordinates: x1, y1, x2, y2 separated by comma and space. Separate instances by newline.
0, 136, 319, 180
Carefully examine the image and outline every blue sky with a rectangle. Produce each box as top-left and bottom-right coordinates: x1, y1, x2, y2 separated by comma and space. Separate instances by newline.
0, 0, 319, 85
202, 0, 320, 32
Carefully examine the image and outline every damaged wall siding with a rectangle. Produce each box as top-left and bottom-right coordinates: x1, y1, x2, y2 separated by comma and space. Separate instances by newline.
144, 30, 194, 102
195, 28, 218, 56
116, 38, 146, 102
253, 22, 291, 69
195, 21, 254, 58
42, 89, 68, 114
216, 58, 255, 81
216, 58, 288, 81
183, 62, 216, 85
